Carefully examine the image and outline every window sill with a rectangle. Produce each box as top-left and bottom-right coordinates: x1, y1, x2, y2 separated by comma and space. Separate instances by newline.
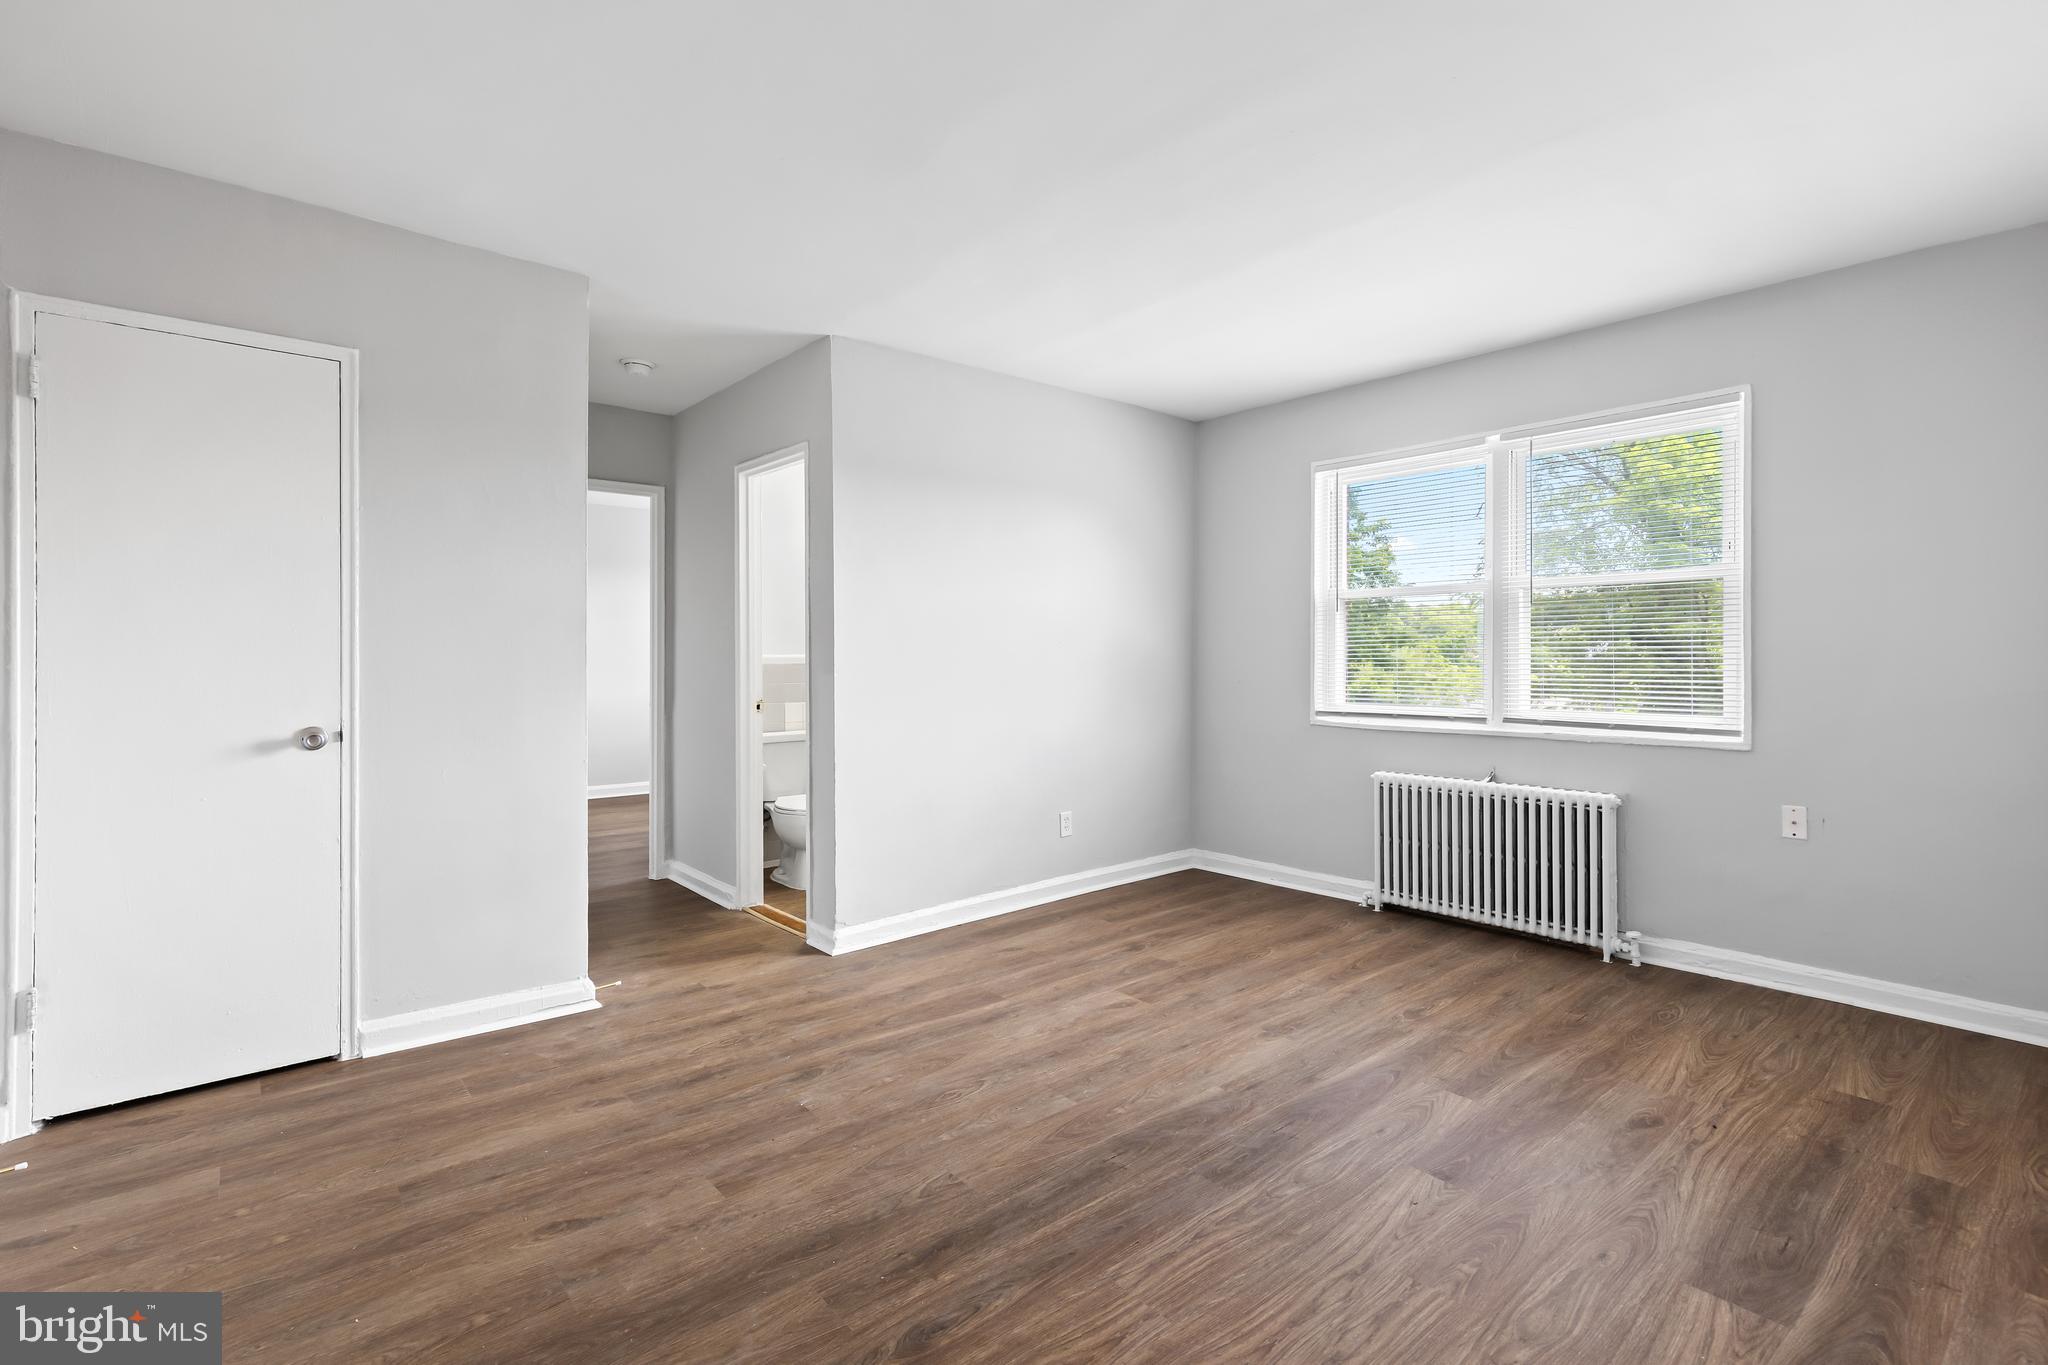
1309, 712, 1751, 751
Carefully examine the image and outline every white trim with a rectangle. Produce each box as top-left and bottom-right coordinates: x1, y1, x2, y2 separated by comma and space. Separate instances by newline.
676, 825, 2048, 1051
1484, 438, 1508, 726
1636, 935, 2048, 1050
732, 444, 808, 917
588, 478, 668, 880
822, 851, 1200, 954
357, 978, 599, 1058
1523, 563, 1729, 592
339, 328, 363, 1067
1192, 846, 2045, 1050
1736, 386, 1755, 753
1309, 712, 1752, 750
2, 294, 27, 1144
1188, 850, 1376, 903
665, 857, 738, 909
4, 292, 363, 1143
588, 781, 650, 799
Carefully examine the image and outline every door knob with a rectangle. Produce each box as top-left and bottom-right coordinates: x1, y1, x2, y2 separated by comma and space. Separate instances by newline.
295, 726, 331, 751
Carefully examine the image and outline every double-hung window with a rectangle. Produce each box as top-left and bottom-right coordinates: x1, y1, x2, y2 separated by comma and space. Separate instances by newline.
1312, 389, 1747, 747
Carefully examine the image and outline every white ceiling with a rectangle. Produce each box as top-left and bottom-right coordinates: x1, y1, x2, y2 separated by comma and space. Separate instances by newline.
4, 1, 2047, 420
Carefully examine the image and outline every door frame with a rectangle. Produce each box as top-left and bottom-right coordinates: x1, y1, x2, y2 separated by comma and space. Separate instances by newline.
3, 291, 362, 1142
587, 478, 669, 880
732, 443, 808, 915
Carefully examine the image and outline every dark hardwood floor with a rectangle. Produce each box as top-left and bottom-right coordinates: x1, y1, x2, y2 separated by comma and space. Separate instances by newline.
2, 794, 2042, 1362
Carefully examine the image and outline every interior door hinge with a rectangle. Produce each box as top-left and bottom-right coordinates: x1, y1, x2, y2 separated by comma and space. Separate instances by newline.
20, 355, 39, 402
12, 987, 33, 1033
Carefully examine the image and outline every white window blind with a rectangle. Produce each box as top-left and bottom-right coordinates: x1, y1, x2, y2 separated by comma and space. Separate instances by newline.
1313, 447, 1489, 719
1312, 390, 1747, 746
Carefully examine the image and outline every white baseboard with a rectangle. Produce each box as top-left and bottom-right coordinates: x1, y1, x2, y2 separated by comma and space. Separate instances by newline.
588, 781, 650, 800
824, 849, 1199, 955
665, 858, 737, 909
1636, 935, 2048, 1049
358, 977, 600, 1058
799, 840, 2048, 1049
1190, 850, 1376, 903
1192, 849, 2045, 1049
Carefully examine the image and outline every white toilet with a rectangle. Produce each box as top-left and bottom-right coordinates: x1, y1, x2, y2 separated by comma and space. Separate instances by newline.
769, 793, 808, 890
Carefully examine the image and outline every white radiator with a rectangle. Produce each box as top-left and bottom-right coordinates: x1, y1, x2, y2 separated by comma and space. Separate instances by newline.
1369, 771, 1636, 964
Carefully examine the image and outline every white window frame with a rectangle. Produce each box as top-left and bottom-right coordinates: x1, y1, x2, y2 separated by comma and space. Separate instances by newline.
1327, 445, 1491, 721
1309, 386, 1751, 751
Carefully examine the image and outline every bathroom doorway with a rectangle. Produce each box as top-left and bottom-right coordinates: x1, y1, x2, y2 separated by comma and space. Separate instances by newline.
734, 445, 809, 934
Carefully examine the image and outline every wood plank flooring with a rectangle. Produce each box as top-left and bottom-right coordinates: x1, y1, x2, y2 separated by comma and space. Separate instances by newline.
756, 865, 806, 933
1, 794, 2041, 1362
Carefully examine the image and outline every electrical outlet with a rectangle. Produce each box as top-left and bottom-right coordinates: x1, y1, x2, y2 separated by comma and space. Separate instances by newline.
1781, 804, 1808, 840
1058, 811, 1073, 838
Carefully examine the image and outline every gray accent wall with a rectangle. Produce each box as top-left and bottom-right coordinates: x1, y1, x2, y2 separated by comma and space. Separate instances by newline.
829, 339, 1197, 926
589, 402, 675, 488
588, 402, 676, 829
666, 338, 1199, 944
0, 130, 593, 1027
586, 493, 654, 791
1193, 223, 2048, 1014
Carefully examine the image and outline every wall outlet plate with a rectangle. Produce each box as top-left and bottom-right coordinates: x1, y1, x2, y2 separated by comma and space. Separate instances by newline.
1781, 804, 1808, 840
1059, 811, 1073, 837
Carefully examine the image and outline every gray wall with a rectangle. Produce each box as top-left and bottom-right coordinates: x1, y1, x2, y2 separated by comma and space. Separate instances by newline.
587, 494, 653, 791
589, 402, 674, 488
588, 402, 674, 810
0, 129, 592, 1029
1194, 223, 2048, 1013
830, 339, 1196, 926
669, 340, 836, 927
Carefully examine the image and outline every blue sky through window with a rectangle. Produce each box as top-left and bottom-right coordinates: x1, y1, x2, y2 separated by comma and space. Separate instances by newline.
1346, 462, 1485, 587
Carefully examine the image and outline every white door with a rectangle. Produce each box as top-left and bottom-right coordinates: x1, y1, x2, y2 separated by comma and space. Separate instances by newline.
30, 308, 346, 1120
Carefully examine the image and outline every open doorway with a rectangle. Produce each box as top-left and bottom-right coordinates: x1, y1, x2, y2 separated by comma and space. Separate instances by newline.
735, 445, 809, 934
587, 479, 666, 879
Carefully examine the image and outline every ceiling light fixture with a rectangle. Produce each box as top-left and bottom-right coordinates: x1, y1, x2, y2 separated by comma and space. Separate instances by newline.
619, 358, 656, 377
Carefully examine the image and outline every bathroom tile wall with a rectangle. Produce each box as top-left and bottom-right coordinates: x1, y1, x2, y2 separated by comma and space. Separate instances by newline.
762, 653, 807, 735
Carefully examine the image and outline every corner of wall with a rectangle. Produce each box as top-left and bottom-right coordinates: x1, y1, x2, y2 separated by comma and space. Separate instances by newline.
666, 338, 836, 932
